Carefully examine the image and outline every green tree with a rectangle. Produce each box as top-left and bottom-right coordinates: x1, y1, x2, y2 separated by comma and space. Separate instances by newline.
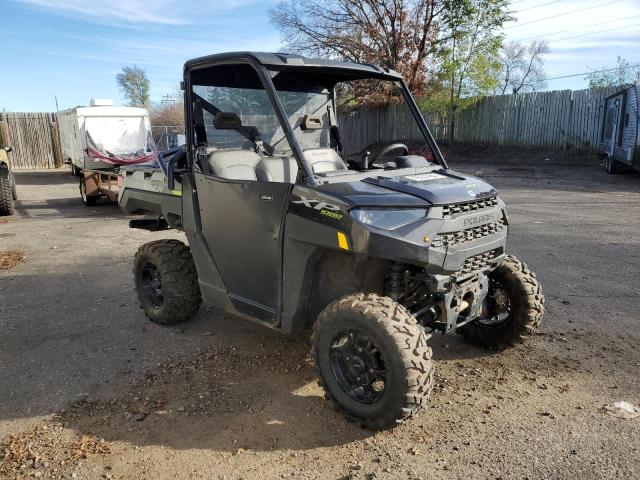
116, 66, 150, 108
586, 57, 640, 88
438, 0, 511, 143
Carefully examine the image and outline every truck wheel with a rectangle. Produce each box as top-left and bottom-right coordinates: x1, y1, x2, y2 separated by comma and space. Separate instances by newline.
133, 239, 202, 325
312, 293, 433, 429
460, 255, 544, 349
0, 166, 15, 216
10, 171, 17, 201
79, 178, 97, 206
605, 156, 618, 174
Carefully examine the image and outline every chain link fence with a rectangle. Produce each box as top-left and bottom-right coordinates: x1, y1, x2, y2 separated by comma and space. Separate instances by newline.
151, 126, 185, 151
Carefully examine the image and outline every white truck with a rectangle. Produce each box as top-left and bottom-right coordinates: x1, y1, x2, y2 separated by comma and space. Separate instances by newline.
57, 99, 153, 175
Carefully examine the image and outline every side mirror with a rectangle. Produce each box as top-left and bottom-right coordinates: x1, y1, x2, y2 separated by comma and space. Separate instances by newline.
3, 146, 12, 153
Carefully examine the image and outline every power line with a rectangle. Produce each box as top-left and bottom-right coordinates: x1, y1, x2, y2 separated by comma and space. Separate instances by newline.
548, 22, 640, 42
505, 0, 625, 29
515, 14, 640, 41
545, 64, 640, 81
513, 0, 567, 14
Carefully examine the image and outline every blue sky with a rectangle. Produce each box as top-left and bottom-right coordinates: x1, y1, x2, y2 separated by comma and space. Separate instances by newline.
0, 0, 639, 112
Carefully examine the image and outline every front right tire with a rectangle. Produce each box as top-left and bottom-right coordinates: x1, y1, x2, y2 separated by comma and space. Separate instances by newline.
459, 255, 544, 349
313, 293, 433, 430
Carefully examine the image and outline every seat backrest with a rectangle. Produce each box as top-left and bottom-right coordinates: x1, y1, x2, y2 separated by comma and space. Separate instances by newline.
207, 150, 260, 181
303, 148, 348, 173
255, 156, 299, 183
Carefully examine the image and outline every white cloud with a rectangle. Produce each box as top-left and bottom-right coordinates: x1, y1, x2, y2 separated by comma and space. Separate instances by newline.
13, 0, 260, 26
15, 0, 188, 24
504, 0, 640, 88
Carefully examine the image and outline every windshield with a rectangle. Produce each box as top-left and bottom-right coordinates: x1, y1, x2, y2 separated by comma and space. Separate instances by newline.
189, 62, 437, 181
272, 74, 435, 166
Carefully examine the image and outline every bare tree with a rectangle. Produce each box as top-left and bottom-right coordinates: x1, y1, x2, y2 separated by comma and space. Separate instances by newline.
586, 56, 640, 88
498, 40, 549, 94
269, 0, 445, 98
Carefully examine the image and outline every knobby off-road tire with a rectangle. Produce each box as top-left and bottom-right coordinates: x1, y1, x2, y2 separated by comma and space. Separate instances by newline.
460, 254, 544, 350
312, 293, 434, 430
10, 171, 17, 201
133, 239, 202, 325
0, 166, 14, 216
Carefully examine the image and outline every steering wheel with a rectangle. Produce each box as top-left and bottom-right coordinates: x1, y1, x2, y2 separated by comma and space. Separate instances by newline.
362, 143, 409, 169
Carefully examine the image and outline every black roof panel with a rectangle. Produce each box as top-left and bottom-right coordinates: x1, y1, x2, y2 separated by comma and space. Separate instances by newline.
184, 51, 402, 80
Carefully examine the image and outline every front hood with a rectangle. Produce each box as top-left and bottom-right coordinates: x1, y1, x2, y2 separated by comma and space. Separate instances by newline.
363, 169, 497, 205
317, 169, 497, 207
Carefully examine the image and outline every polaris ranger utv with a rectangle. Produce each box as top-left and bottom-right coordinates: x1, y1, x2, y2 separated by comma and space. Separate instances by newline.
119, 52, 544, 429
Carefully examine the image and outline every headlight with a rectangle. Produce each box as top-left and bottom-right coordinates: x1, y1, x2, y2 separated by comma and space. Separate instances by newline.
349, 208, 427, 230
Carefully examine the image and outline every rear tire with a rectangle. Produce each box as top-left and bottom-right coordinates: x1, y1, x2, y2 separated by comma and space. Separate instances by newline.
0, 166, 14, 216
460, 255, 544, 349
605, 156, 618, 174
133, 239, 202, 325
313, 293, 433, 429
79, 177, 97, 206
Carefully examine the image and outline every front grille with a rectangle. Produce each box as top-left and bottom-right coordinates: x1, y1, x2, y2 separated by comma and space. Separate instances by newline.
432, 220, 506, 248
455, 249, 500, 279
442, 196, 498, 218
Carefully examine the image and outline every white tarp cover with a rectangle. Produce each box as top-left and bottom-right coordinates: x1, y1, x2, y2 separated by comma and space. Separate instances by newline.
84, 114, 157, 165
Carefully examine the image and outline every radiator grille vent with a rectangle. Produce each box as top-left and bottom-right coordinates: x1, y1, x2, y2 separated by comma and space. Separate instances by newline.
442, 196, 498, 218
432, 220, 506, 248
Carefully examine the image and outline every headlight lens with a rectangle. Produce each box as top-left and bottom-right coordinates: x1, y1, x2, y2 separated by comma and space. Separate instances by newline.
349, 208, 427, 230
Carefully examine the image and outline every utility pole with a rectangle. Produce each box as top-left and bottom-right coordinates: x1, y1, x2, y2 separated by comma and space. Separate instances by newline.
54, 96, 59, 112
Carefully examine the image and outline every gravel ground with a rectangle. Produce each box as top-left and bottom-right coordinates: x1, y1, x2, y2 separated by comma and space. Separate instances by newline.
0, 150, 638, 480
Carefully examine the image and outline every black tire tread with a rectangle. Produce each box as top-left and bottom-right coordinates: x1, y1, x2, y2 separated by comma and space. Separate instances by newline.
10, 172, 17, 201
0, 167, 14, 216
461, 254, 544, 349
312, 293, 434, 429
133, 239, 202, 325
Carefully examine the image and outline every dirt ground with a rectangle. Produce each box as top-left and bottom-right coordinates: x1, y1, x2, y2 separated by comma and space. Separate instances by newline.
0, 150, 638, 480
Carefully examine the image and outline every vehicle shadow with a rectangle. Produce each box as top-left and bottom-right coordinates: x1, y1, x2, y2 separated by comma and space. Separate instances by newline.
12, 169, 76, 186
58, 324, 374, 452
13, 196, 125, 220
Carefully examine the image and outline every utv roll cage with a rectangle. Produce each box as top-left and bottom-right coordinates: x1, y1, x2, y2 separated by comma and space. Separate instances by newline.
181, 51, 449, 185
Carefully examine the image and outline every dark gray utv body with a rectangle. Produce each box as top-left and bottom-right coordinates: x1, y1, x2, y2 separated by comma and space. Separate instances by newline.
119, 52, 543, 429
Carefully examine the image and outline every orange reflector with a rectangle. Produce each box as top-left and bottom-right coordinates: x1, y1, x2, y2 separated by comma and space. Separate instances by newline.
337, 231, 349, 250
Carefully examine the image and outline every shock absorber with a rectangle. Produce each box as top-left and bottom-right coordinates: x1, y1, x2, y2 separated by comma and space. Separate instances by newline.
386, 264, 405, 302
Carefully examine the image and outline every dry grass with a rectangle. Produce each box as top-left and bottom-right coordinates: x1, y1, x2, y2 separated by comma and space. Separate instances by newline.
0, 250, 25, 270
0, 422, 111, 478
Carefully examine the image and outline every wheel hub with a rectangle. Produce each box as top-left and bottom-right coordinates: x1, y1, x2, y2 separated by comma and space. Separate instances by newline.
329, 329, 387, 404
141, 262, 163, 307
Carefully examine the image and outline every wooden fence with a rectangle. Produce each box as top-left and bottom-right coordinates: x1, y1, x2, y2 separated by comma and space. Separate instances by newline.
0, 112, 63, 169
338, 86, 620, 153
